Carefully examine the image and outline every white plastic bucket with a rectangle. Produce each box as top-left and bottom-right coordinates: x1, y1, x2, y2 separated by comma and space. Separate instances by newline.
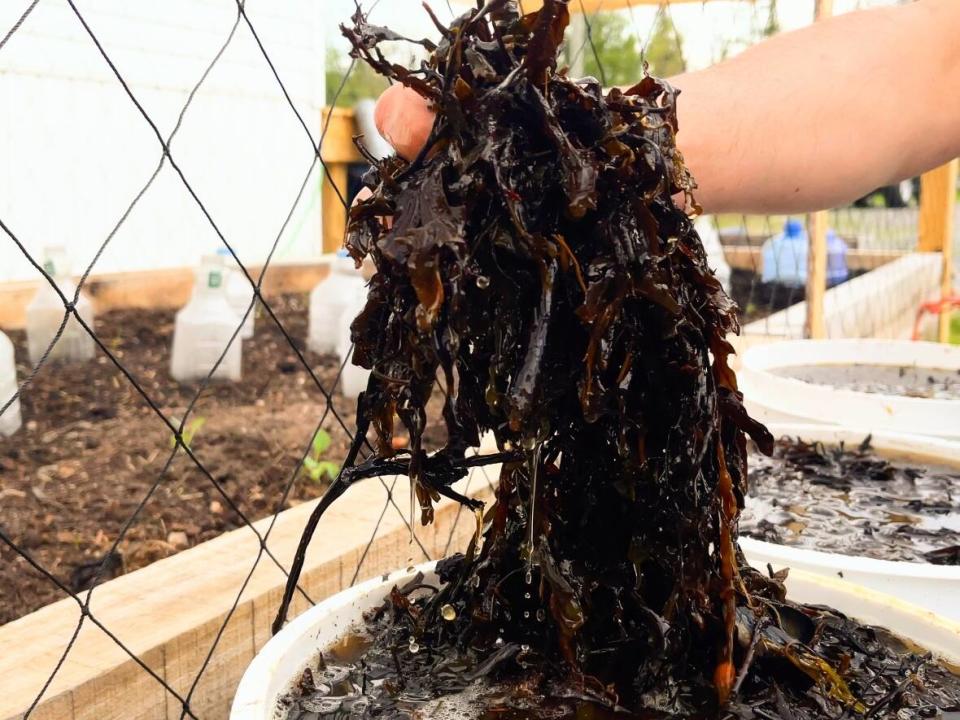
231, 561, 960, 720
742, 423, 960, 620
739, 339, 960, 439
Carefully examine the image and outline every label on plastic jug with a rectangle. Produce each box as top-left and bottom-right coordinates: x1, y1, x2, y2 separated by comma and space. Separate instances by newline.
208, 271, 222, 289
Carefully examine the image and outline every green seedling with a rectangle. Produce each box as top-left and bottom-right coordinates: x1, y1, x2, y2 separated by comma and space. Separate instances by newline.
170, 417, 206, 450
301, 428, 339, 483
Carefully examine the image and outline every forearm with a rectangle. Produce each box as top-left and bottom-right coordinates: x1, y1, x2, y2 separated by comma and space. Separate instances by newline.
672, 0, 960, 215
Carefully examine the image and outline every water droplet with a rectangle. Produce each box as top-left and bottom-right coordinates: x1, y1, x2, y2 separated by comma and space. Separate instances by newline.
495, 637, 504, 646
524, 568, 533, 585
536, 609, 546, 622
408, 638, 420, 654
521, 644, 530, 653
523, 611, 530, 619
476, 275, 490, 289
523, 592, 531, 600
441, 604, 457, 621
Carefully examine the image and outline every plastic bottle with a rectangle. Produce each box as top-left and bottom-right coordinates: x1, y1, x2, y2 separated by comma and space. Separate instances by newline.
170, 254, 242, 382
308, 250, 366, 356
335, 286, 370, 400
216, 248, 255, 339
25, 247, 96, 365
826, 230, 850, 287
0, 330, 22, 436
761, 219, 807, 288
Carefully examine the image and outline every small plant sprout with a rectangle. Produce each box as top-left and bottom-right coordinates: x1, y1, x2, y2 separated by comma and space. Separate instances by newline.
170, 416, 206, 450
301, 428, 339, 483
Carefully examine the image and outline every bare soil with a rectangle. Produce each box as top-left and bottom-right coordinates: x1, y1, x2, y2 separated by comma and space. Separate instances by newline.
0, 295, 408, 624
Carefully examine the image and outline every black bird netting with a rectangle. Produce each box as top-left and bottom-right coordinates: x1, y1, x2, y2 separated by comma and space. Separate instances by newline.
0, 2, 501, 718
0, 1, 947, 719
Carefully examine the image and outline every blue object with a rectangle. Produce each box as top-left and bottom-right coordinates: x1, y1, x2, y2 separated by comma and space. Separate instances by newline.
761, 219, 849, 288
826, 230, 849, 286
761, 219, 807, 287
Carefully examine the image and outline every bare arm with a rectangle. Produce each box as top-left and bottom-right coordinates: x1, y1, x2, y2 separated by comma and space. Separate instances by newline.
374, 0, 960, 215
674, 0, 960, 214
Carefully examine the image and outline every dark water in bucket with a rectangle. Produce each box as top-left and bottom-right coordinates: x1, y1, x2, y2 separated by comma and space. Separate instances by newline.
741, 435, 960, 564
772, 364, 960, 400
282, 624, 960, 720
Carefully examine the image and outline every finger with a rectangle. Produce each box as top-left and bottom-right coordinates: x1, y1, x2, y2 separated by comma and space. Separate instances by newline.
350, 185, 394, 230
374, 84, 434, 161
352, 186, 373, 207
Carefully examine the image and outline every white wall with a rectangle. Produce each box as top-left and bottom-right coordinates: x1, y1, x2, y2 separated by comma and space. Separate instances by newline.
0, 0, 325, 283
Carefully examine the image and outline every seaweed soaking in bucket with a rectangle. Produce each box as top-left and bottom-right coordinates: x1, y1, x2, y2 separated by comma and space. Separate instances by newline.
741, 435, 960, 565
272, 2, 960, 717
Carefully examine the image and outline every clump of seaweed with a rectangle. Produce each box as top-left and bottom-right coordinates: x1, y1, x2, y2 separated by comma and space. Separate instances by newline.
275, 1, 960, 716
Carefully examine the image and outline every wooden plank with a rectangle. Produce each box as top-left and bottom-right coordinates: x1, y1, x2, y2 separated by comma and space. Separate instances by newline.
0, 262, 332, 331
917, 159, 959, 342
0, 470, 495, 720
724, 246, 904, 273
9, 692, 73, 720
163, 605, 254, 720
322, 164, 350, 254
71, 646, 167, 720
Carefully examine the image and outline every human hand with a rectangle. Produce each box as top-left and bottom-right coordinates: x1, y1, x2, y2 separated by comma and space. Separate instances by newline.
373, 85, 435, 161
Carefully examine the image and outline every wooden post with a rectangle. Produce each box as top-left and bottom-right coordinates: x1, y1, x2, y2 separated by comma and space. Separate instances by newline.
918, 159, 959, 342
805, 211, 828, 339
322, 164, 349, 253
320, 107, 363, 254
805, 0, 833, 339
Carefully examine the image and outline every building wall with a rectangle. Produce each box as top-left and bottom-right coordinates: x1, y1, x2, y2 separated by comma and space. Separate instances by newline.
0, 0, 325, 283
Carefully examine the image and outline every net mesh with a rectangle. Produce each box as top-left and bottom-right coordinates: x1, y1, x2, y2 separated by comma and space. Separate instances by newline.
0, 1, 947, 718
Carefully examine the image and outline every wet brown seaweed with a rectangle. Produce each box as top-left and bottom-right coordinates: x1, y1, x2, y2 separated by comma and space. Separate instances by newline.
274, 1, 960, 716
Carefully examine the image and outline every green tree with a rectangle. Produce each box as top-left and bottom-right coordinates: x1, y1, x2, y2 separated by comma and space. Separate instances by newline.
325, 45, 389, 107
763, 0, 781, 38
643, 12, 687, 79
580, 13, 644, 86
579, 12, 685, 85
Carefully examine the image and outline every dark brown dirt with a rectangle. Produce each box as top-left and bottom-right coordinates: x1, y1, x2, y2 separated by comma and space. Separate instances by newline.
0, 295, 437, 625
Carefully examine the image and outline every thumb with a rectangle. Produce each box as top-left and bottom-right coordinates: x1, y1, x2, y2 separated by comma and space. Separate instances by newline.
374, 84, 434, 161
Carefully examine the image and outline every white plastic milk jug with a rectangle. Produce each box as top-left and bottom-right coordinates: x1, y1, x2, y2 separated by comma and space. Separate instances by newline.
308, 250, 366, 356
335, 287, 371, 400
0, 330, 22, 436
216, 248, 255, 339
170, 255, 242, 382
26, 247, 96, 365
